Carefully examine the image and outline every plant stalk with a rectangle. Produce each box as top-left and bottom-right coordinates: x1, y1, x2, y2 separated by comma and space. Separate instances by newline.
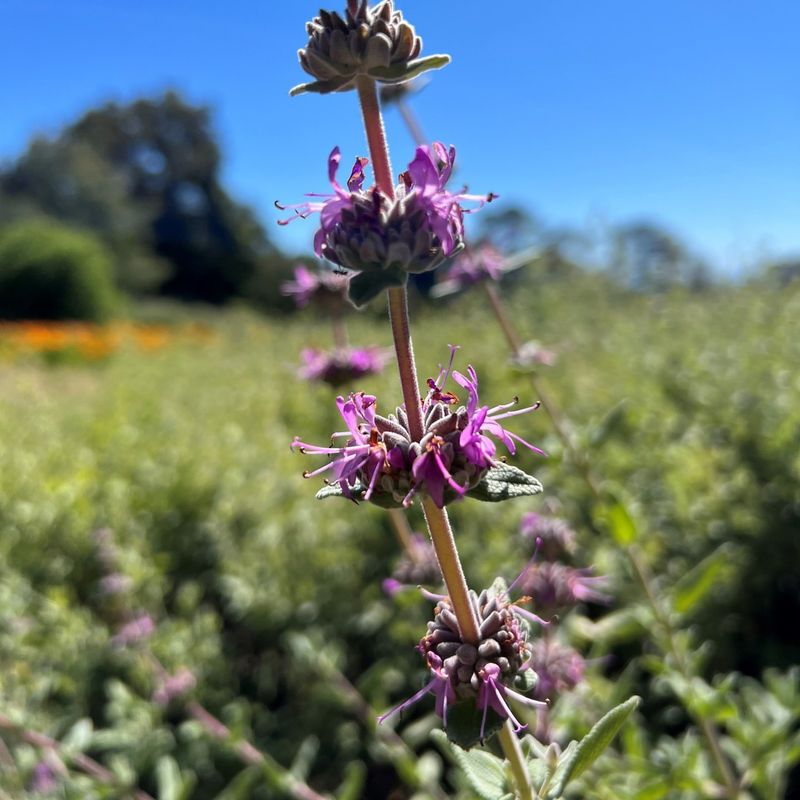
499, 720, 535, 800
355, 75, 480, 644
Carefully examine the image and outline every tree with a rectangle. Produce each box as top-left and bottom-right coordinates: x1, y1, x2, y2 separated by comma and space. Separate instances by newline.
1, 91, 285, 304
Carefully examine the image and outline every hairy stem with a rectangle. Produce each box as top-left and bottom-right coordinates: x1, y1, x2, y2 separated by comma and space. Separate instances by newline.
422, 497, 481, 644
355, 74, 479, 643
499, 720, 535, 800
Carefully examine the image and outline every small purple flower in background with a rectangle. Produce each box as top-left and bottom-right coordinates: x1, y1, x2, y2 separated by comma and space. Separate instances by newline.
379, 580, 547, 741
431, 242, 541, 298
512, 340, 558, 370
292, 347, 542, 508
277, 146, 494, 304
153, 667, 197, 706
442, 243, 505, 290
299, 346, 389, 387
383, 533, 441, 596
111, 613, 156, 648
281, 263, 349, 309
517, 562, 610, 616
28, 761, 59, 794
519, 513, 577, 561
527, 639, 585, 702
98, 571, 133, 597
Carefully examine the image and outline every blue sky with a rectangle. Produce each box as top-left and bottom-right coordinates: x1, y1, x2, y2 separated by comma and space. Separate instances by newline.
2, 0, 799, 274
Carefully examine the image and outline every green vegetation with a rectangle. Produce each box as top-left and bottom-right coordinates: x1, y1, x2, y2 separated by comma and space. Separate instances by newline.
0, 220, 118, 321
1, 272, 798, 797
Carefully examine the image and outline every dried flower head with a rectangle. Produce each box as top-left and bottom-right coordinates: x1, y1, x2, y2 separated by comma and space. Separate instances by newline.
299, 346, 389, 386
277, 146, 495, 305
292, 347, 542, 508
519, 513, 577, 561
379, 578, 547, 741
291, 1, 449, 96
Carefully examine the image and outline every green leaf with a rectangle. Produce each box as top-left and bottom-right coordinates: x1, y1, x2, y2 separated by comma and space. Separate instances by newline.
672, 543, 734, 614
432, 730, 508, 799
315, 481, 404, 508
368, 54, 452, 83
548, 696, 640, 797
444, 699, 505, 750
347, 268, 407, 307
289, 75, 354, 96
467, 463, 543, 503
156, 756, 181, 800
61, 718, 93, 754
600, 498, 638, 545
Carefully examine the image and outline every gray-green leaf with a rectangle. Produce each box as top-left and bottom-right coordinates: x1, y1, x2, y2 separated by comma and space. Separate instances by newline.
548, 696, 640, 797
368, 54, 452, 83
432, 730, 509, 800
467, 463, 543, 503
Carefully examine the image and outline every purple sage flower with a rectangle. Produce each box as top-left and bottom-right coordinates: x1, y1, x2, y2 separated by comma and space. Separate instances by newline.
442, 243, 505, 289
512, 340, 558, 369
277, 146, 495, 303
519, 513, 577, 561
292, 347, 543, 508
383, 533, 441, 596
527, 639, 585, 702
153, 667, 197, 706
299, 346, 389, 387
517, 562, 610, 616
379, 579, 547, 741
281, 264, 349, 310
29, 761, 59, 794
111, 613, 156, 647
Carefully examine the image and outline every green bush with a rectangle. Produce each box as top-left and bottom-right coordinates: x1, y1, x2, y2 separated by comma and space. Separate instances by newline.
0, 219, 118, 321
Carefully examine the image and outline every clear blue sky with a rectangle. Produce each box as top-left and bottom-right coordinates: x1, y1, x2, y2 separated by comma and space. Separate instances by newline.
2, 0, 799, 274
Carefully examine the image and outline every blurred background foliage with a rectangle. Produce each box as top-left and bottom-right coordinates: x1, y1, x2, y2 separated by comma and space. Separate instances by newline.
1, 91, 799, 798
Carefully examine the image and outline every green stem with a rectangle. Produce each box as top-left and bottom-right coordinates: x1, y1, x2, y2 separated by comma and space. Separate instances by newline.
499, 720, 535, 800
355, 74, 480, 645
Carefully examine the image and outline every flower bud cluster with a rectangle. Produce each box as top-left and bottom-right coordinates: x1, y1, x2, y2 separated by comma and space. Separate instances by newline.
296, 1, 422, 94
380, 580, 547, 740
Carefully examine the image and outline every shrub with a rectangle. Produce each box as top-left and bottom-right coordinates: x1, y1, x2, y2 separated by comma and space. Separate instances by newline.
0, 219, 118, 321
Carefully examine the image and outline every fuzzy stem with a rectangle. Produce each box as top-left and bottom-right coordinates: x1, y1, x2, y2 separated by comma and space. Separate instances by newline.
355, 75, 480, 644
355, 75, 425, 442
421, 497, 481, 644
499, 720, 534, 800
